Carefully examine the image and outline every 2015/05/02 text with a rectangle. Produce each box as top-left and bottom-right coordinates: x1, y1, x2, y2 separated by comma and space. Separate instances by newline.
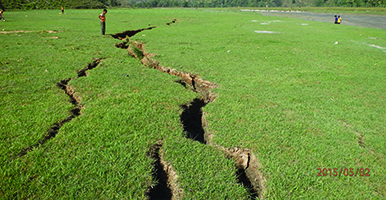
317, 168, 370, 177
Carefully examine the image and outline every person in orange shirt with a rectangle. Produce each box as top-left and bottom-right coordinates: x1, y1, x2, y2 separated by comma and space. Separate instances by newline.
98, 9, 108, 35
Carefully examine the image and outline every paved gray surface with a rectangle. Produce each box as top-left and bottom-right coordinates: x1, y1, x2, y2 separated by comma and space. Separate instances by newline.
245, 10, 386, 30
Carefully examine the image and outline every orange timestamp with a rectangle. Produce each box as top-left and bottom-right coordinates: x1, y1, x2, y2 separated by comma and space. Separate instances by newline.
317, 168, 370, 177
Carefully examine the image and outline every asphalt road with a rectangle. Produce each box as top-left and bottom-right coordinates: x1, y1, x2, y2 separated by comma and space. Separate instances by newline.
244, 10, 386, 30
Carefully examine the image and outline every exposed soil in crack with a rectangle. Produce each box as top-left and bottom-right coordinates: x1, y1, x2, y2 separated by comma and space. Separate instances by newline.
221, 147, 266, 199
113, 25, 265, 198
77, 59, 102, 78
17, 58, 101, 157
0, 30, 59, 34
236, 168, 258, 199
126, 40, 217, 103
147, 140, 182, 200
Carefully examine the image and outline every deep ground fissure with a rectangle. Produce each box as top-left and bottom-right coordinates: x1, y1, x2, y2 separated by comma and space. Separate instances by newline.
180, 98, 207, 144
113, 24, 265, 198
111, 26, 157, 39
147, 141, 173, 200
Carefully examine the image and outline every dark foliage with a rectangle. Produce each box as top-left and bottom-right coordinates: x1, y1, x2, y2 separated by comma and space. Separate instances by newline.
2, 0, 384, 11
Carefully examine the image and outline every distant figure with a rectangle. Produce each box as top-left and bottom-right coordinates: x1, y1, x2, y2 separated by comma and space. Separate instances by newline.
334, 15, 338, 24
337, 16, 342, 24
0, 10, 6, 22
98, 9, 108, 35
61, 6, 64, 14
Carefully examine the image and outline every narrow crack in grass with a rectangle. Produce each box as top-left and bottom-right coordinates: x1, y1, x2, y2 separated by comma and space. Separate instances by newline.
147, 141, 173, 200
77, 59, 102, 78
147, 140, 183, 200
166, 19, 179, 26
113, 24, 265, 198
17, 58, 102, 157
220, 147, 265, 199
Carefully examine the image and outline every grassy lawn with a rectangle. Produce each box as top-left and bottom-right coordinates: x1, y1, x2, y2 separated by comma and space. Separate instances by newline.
1, 8, 385, 199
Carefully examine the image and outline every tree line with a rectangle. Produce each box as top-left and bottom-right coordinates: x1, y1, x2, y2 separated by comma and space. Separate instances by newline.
1, 0, 384, 10
1, 0, 105, 10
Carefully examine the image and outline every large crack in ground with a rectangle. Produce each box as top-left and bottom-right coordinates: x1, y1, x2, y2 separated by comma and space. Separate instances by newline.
113, 23, 265, 199
111, 26, 157, 40
147, 141, 173, 199
147, 140, 183, 200
180, 98, 207, 144
18, 58, 101, 157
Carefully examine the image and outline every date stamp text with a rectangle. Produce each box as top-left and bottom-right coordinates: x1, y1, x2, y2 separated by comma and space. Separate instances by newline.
317, 168, 370, 177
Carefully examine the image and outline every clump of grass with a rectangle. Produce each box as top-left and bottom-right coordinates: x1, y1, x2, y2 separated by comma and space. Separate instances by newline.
132, 44, 144, 60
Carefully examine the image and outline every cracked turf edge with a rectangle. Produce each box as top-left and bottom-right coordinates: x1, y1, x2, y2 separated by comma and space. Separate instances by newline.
147, 140, 183, 200
17, 58, 102, 157
114, 24, 266, 198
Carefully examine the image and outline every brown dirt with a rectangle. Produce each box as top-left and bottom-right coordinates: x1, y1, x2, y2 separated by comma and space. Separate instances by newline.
65, 85, 82, 104
0, 30, 33, 34
220, 147, 266, 199
0, 30, 59, 34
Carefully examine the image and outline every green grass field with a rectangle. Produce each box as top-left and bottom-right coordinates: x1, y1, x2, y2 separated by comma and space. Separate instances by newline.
1, 8, 385, 199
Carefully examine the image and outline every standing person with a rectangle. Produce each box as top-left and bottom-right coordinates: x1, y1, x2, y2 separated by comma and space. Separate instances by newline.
0, 10, 6, 22
337, 16, 342, 24
334, 15, 338, 24
61, 6, 64, 14
98, 9, 108, 35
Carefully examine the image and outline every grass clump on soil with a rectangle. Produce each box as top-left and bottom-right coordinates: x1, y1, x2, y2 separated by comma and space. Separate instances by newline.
1, 8, 386, 199
132, 44, 145, 60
